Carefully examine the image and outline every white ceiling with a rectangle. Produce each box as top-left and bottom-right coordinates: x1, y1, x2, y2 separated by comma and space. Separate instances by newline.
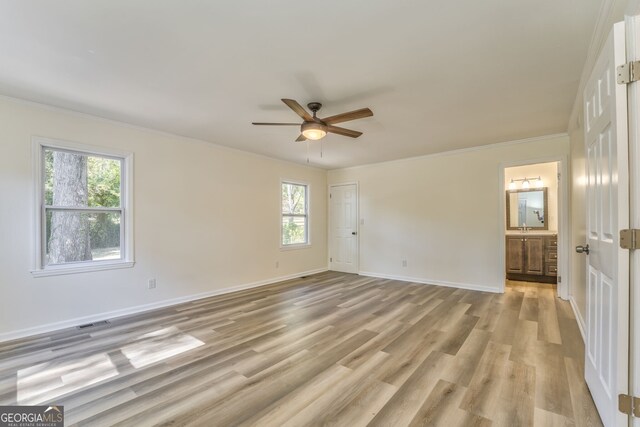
0, 1, 602, 168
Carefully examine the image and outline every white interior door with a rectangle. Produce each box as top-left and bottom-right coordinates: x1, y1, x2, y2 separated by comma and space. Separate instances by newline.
582, 22, 630, 427
627, 12, 640, 427
329, 184, 358, 273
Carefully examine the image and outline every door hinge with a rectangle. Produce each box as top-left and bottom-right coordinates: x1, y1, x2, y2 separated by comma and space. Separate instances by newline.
618, 394, 640, 417
330, 257, 332, 262
620, 229, 640, 250
617, 61, 640, 84
557, 275, 561, 283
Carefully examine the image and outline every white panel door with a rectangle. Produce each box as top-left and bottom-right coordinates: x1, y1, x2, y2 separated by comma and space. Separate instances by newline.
627, 12, 640, 427
330, 184, 358, 273
582, 22, 630, 427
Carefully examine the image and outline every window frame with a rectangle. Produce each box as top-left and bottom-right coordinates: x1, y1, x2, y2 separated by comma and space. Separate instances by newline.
32, 137, 135, 277
280, 179, 311, 250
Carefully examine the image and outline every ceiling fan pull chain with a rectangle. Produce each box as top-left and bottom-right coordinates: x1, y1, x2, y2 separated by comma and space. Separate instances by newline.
306, 140, 310, 163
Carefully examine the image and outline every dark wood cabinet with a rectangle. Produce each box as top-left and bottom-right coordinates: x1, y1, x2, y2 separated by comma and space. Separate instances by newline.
524, 237, 544, 275
506, 234, 557, 283
506, 237, 525, 273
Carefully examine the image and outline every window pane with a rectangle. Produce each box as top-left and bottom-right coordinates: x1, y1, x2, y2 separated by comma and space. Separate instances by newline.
45, 210, 121, 265
87, 156, 121, 208
282, 183, 306, 214
282, 216, 307, 245
44, 148, 121, 208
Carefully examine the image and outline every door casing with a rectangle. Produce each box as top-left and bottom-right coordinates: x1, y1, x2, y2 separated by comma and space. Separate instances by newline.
499, 157, 570, 300
328, 182, 359, 274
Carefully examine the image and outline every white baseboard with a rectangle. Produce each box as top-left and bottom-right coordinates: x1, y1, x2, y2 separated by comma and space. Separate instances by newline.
569, 296, 586, 342
358, 271, 501, 294
0, 267, 328, 343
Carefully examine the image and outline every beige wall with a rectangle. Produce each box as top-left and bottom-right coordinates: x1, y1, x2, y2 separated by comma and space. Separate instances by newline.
328, 135, 570, 293
504, 162, 559, 233
0, 97, 327, 338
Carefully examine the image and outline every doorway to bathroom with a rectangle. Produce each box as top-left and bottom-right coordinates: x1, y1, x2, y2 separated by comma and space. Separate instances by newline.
499, 158, 569, 300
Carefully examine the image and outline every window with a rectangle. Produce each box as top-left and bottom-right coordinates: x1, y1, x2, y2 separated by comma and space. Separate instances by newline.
281, 181, 309, 247
33, 138, 134, 276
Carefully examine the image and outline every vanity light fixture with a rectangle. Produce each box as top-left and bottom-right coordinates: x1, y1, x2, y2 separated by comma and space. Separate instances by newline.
508, 176, 543, 190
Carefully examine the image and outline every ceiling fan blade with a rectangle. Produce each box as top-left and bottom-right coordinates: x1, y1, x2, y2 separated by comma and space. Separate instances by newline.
282, 99, 313, 121
295, 134, 307, 142
252, 122, 300, 126
321, 108, 373, 125
326, 125, 363, 138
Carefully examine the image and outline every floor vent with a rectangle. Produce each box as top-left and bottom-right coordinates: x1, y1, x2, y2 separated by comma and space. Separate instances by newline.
77, 320, 110, 329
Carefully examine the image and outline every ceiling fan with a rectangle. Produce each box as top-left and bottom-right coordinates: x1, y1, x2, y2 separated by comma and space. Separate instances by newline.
252, 99, 373, 142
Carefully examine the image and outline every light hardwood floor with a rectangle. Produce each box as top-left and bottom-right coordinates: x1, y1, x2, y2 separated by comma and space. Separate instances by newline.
0, 272, 602, 426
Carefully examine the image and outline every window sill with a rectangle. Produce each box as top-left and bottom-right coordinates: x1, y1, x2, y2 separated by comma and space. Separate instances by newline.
31, 261, 135, 278
280, 244, 312, 251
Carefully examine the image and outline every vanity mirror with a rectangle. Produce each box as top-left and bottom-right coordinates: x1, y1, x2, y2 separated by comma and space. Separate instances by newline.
506, 188, 548, 230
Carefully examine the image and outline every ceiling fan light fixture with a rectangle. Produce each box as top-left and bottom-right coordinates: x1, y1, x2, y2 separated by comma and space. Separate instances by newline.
301, 122, 327, 140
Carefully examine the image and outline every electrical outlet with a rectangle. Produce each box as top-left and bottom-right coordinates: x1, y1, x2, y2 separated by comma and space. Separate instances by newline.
402, 260, 407, 267
275, 261, 279, 269
148, 278, 156, 289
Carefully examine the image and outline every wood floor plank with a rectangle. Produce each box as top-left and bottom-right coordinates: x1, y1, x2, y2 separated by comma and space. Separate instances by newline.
238, 362, 354, 426
0, 274, 601, 427
369, 351, 453, 426
475, 298, 502, 332
407, 379, 491, 427
564, 356, 603, 426
322, 376, 397, 427
436, 314, 479, 356
538, 286, 563, 345
489, 307, 520, 345
534, 341, 575, 419
440, 328, 491, 387
275, 351, 392, 427
520, 296, 539, 321
509, 318, 539, 366
495, 360, 536, 426
534, 407, 576, 427
459, 340, 511, 419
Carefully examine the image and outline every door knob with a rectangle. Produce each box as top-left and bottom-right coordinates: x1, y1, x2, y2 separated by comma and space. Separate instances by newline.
351, 231, 357, 235
575, 244, 590, 255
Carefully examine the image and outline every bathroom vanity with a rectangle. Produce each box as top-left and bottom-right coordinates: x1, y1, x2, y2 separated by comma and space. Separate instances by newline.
505, 234, 557, 284
505, 185, 557, 284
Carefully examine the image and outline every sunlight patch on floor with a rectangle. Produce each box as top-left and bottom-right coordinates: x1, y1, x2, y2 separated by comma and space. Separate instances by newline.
119, 326, 205, 369
16, 327, 204, 405
17, 353, 119, 405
